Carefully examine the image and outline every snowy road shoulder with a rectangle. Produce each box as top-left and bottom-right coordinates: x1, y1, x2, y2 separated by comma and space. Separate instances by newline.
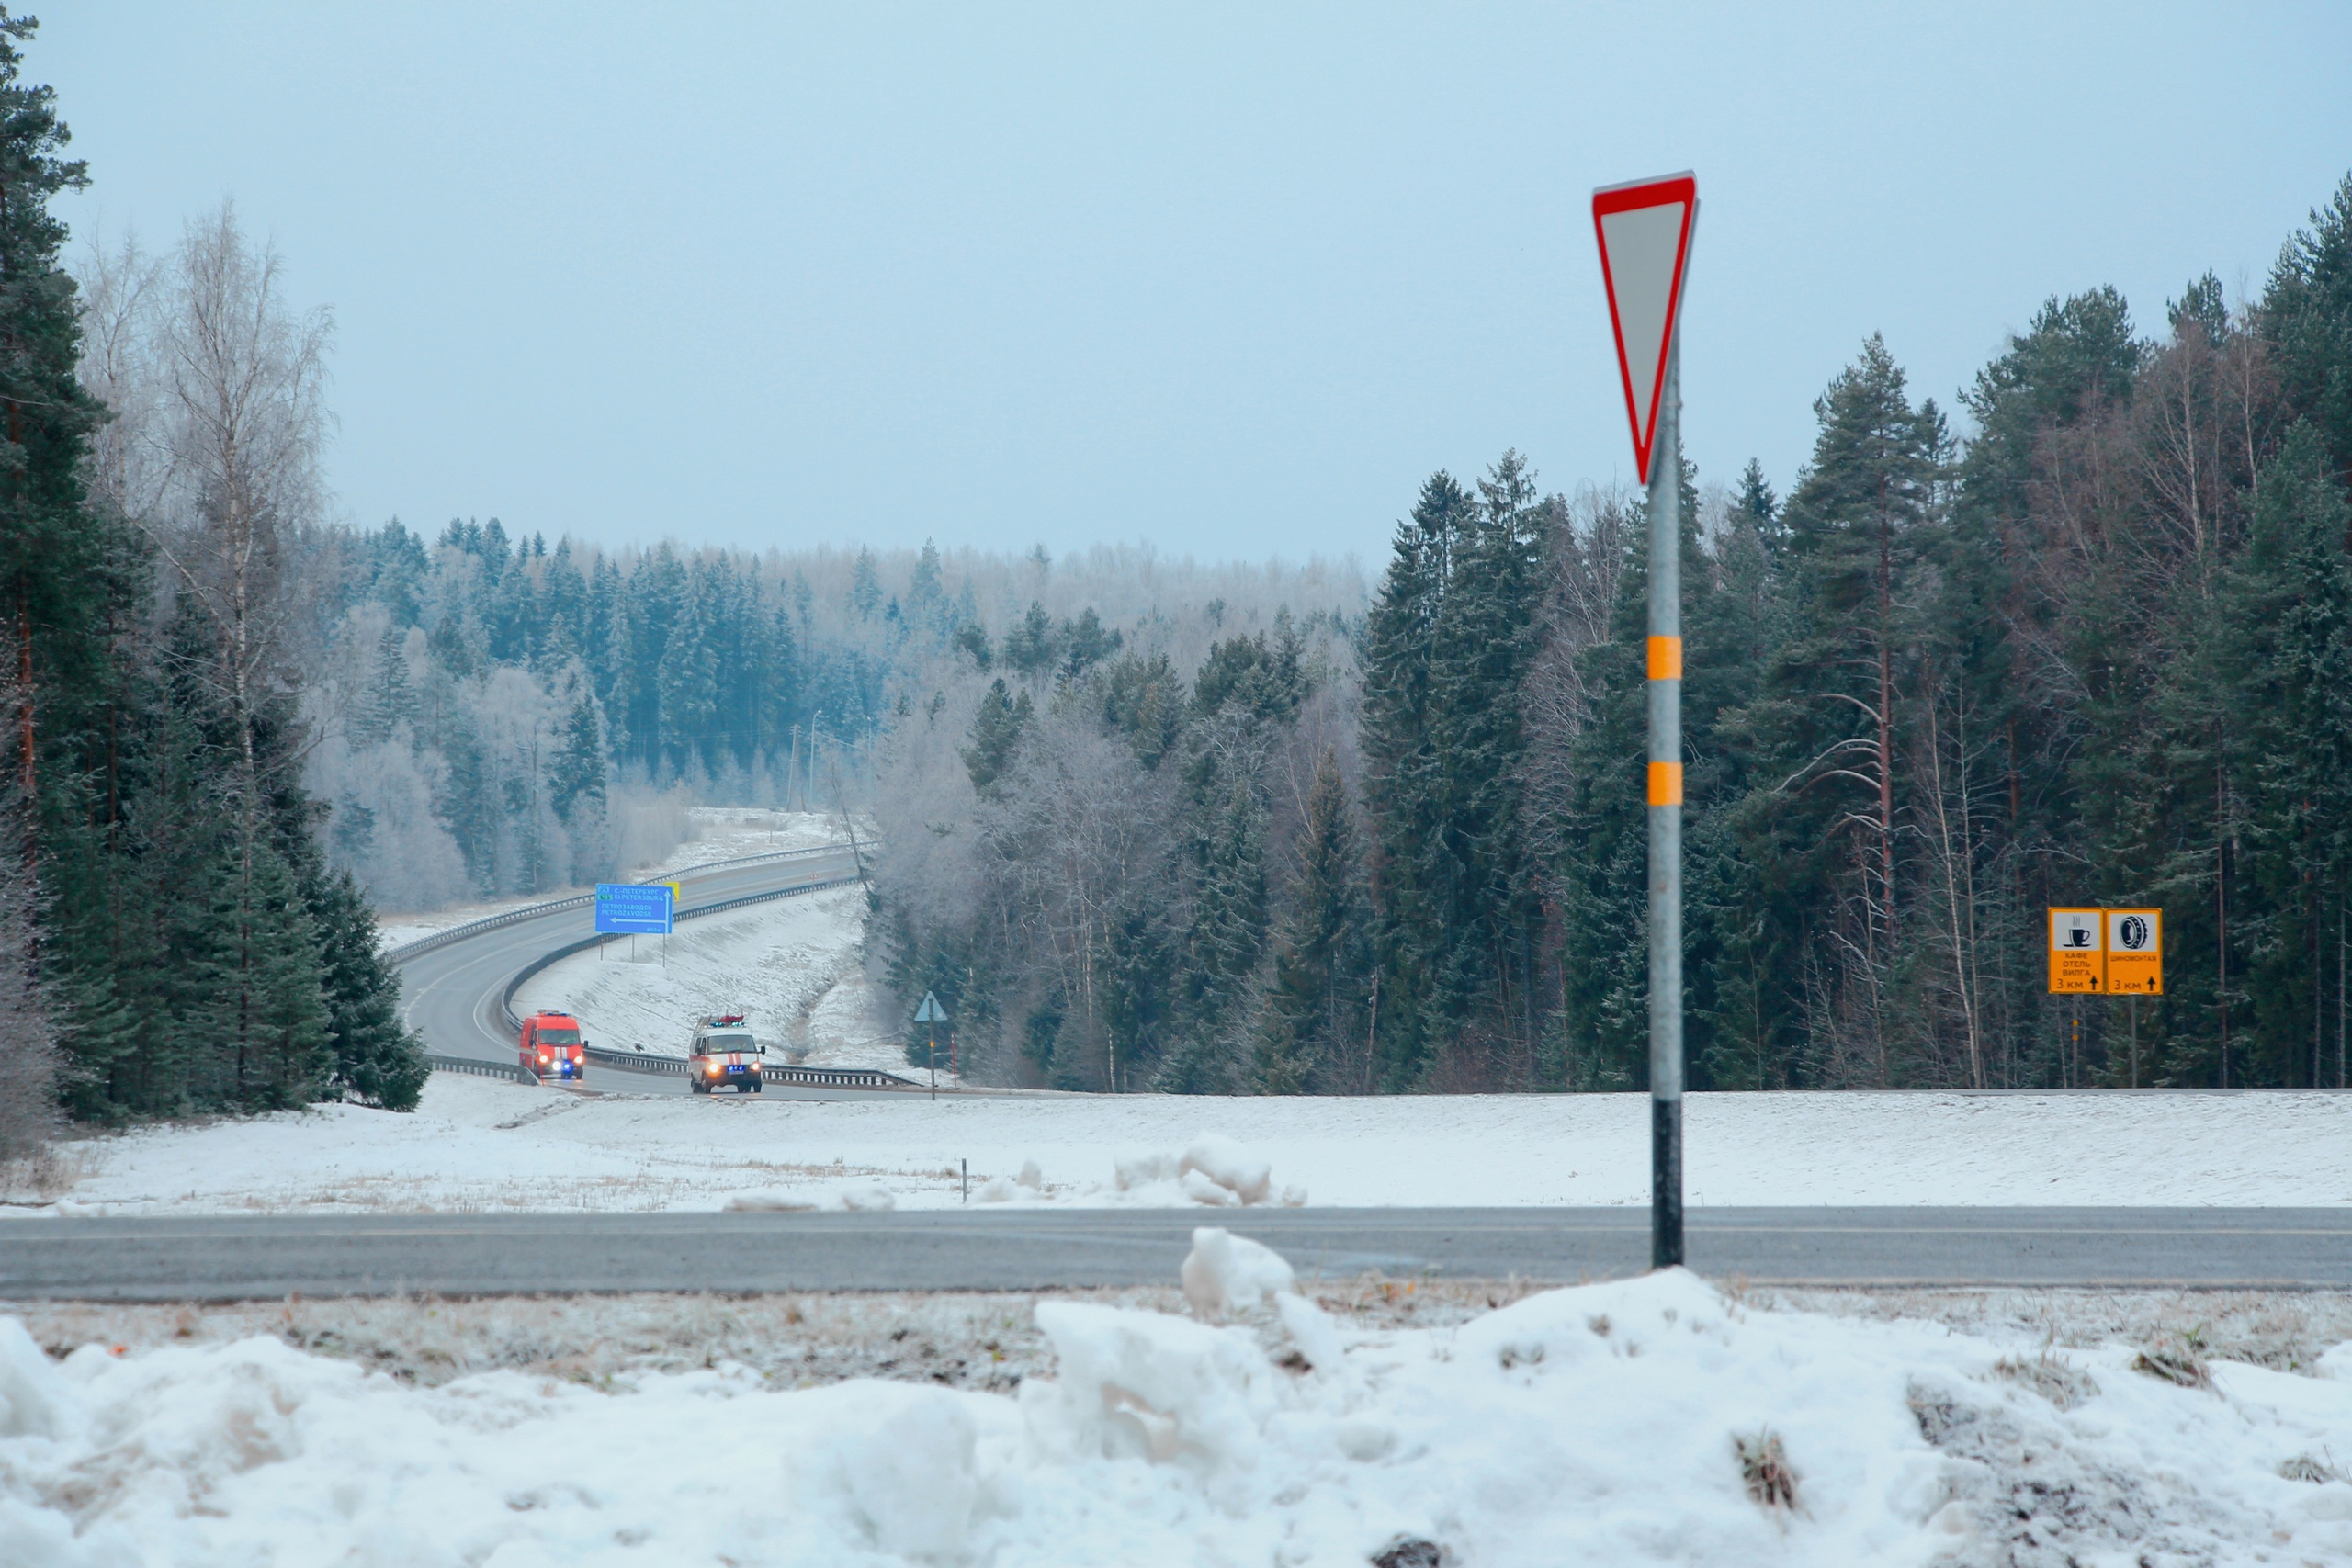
9, 1078, 2352, 1217
5, 1237, 2351, 1564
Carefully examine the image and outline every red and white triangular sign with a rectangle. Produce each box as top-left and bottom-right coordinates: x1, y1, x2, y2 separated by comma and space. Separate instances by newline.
1592, 173, 1697, 484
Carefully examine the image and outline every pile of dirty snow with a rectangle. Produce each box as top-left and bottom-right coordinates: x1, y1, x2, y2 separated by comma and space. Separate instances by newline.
6, 1235, 2351, 1564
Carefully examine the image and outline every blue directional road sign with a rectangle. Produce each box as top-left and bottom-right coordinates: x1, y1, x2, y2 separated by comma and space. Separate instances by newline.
595, 882, 673, 935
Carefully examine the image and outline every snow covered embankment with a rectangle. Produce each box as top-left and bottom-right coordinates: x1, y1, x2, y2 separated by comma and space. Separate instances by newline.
6, 1235, 2352, 1564
20, 1075, 2352, 1216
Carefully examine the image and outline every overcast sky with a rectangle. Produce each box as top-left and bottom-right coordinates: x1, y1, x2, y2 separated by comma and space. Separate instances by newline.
43, 3, 2352, 565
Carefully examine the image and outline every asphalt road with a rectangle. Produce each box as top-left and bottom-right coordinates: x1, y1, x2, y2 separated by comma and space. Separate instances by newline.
6, 1208, 2347, 1302
391, 848, 891, 1099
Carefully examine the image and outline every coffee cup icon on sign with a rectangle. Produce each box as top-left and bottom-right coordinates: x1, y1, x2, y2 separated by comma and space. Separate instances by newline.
2063, 926, 2094, 949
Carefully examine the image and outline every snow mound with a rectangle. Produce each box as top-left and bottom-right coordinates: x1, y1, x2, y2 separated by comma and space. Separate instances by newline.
7, 1258, 2352, 1561
836, 1183, 896, 1212
1026, 1300, 1283, 1477
1181, 1226, 1296, 1320
794, 1382, 989, 1558
0, 1321, 69, 1440
722, 1191, 817, 1213
1116, 1134, 1302, 1207
1180, 1134, 1270, 1204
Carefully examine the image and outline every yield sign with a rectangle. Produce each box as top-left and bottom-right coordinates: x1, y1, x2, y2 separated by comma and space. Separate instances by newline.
1592, 173, 1698, 484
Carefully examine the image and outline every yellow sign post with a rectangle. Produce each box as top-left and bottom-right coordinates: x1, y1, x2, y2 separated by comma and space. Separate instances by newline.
2048, 908, 2104, 993
2104, 908, 2163, 995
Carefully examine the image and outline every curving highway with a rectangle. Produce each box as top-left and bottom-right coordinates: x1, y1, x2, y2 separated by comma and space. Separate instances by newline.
391, 846, 886, 1098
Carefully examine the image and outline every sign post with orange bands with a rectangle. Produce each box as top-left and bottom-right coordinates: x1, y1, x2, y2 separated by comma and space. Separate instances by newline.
1595, 172, 1697, 1271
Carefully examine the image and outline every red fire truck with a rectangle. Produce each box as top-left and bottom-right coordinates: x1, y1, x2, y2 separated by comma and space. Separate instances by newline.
519, 1011, 587, 1082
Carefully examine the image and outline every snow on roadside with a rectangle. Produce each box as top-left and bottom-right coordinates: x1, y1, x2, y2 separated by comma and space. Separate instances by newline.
512, 886, 899, 1071
12, 1075, 2352, 1217
660, 806, 868, 869
5, 1242, 2351, 1564
373, 808, 858, 952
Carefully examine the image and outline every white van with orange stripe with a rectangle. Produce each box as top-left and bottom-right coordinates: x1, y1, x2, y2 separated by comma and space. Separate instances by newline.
688, 1013, 763, 1094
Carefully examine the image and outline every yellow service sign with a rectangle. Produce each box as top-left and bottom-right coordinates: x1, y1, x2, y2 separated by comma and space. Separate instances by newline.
2105, 908, 2163, 994
2048, 908, 2104, 993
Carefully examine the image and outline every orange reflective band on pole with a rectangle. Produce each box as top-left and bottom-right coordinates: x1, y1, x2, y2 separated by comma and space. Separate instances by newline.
1647, 761, 1683, 807
1646, 635, 1682, 681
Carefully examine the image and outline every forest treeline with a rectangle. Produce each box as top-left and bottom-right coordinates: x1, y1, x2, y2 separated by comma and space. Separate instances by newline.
6, 3, 2350, 1149
872, 175, 2352, 1096
297, 522, 1361, 911
0, 14, 421, 1145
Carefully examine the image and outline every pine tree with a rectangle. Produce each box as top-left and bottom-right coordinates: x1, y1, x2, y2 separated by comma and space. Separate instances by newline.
1256, 749, 1369, 1093
221, 833, 332, 1110
1360, 472, 1466, 1086
2265, 175, 2352, 479
308, 863, 428, 1110
0, 800, 54, 1157
1726, 336, 1947, 1083
356, 620, 413, 743
961, 678, 1031, 793
548, 694, 606, 823
1160, 754, 1268, 1094
852, 547, 883, 620
1360, 457, 1547, 1087
1001, 602, 1059, 679
2209, 423, 2352, 1085
0, 7, 107, 848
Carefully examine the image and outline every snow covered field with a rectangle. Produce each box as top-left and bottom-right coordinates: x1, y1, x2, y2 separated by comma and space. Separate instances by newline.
374, 808, 857, 952
512, 886, 898, 1072
6, 1237, 2352, 1564
11, 1075, 2352, 1217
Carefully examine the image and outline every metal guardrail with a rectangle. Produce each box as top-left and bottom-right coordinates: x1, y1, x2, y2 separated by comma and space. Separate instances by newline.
567, 1050, 921, 1092
767, 1065, 922, 1090
586, 1045, 689, 1077
424, 1053, 537, 1084
383, 842, 857, 964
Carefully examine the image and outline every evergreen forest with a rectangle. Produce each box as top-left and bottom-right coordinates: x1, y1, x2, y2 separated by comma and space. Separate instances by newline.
6, 2, 2351, 1151
0, 13, 423, 1137
873, 177, 2352, 1098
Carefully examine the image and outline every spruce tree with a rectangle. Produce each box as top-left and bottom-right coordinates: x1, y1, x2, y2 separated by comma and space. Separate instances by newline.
1360, 473, 1466, 1086
1256, 749, 1370, 1093
548, 694, 606, 823
2265, 175, 2352, 479
961, 679, 1031, 793
309, 863, 428, 1109
1724, 336, 1946, 1083
2207, 423, 2352, 1084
